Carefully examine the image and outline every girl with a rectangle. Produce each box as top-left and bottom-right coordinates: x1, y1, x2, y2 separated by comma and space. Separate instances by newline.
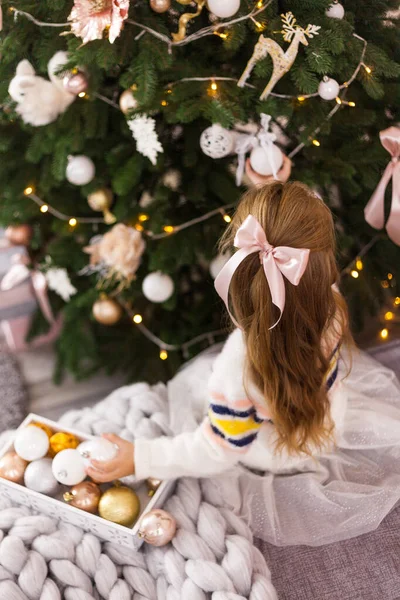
88, 164, 400, 546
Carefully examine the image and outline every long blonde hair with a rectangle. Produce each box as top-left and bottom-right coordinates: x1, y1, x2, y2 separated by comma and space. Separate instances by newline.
219, 181, 352, 455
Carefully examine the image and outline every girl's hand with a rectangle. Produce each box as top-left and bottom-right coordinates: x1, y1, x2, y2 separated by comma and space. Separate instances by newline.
245, 154, 292, 186
86, 433, 135, 483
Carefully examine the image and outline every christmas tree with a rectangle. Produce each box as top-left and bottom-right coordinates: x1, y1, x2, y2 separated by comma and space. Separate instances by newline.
0, 0, 399, 382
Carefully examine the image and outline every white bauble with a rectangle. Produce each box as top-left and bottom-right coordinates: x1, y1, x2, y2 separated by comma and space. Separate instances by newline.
325, 2, 345, 19
249, 145, 283, 177
142, 272, 174, 303
200, 125, 234, 159
52, 448, 86, 485
207, 0, 240, 19
119, 89, 139, 114
78, 437, 118, 467
66, 155, 95, 186
318, 77, 340, 101
14, 427, 49, 461
210, 253, 231, 279
24, 458, 60, 496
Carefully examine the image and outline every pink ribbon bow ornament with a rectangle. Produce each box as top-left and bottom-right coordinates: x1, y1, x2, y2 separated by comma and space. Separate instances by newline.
364, 126, 400, 245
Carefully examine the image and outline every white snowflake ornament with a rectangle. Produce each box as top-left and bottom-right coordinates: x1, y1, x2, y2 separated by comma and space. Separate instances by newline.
127, 114, 163, 165
46, 268, 77, 302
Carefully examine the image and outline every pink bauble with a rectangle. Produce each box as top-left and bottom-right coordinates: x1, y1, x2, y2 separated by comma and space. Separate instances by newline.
138, 509, 177, 546
63, 72, 89, 96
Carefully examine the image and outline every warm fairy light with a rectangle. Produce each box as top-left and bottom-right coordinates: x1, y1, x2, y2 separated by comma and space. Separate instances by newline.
166, 89, 172, 94
254, 20, 264, 31
335, 97, 342, 105
387, 273, 393, 280
355, 257, 363, 271
394, 297, 400, 306
256, 0, 263, 8
363, 64, 372, 74
40, 205, 49, 213
133, 314, 143, 324
138, 214, 149, 222
223, 214, 232, 223
210, 82, 218, 91
381, 280, 389, 289
69, 218, 77, 227
161, 100, 168, 107
385, 311, 394, 321
135, 223, 144, 232
160, 349, 168, 360
348, 101, 356, 107
350, 270, 359, 279
23, 186, 34, 195
163, 225, 174, 233
312, 139, 320, 147
78, 92, 86, 98
8, 6, 15, 12
380, 328, 389, 340
297, 96, 305, 102
215, 31, 228, 39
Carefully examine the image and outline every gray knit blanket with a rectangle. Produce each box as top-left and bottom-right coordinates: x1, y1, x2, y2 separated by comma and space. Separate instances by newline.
0, 376, 278, 599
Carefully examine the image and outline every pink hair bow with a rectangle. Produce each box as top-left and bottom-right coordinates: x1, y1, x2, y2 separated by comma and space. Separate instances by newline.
364, 126, 400, 245
215, 214, 310, 329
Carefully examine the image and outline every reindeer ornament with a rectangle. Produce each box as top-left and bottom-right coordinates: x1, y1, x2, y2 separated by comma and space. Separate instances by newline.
238, 12, 320, 100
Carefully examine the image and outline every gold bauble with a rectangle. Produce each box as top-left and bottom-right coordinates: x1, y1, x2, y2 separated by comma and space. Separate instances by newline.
87, 188, 116, 224
29, 422, 53, 439
119, 89, 139, 114
150, 0, 171, 13
98, 485, 140, 527
49, 432, 80, 457
92, 297, 123, 326
146, 477, 162, 497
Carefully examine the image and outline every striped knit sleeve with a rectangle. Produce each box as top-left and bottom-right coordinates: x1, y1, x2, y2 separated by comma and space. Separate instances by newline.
204, 392, 266, 453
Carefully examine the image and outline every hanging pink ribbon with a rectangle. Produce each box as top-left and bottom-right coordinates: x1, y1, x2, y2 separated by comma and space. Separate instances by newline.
214, 214, 310, 329
364, 126, 400, 245
1, 256, 55, 325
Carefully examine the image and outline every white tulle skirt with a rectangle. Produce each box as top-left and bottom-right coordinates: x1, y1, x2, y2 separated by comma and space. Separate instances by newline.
170, 345, 400, 546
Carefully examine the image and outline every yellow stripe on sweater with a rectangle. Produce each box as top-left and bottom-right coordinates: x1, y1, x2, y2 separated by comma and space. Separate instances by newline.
208, 409, 262, 437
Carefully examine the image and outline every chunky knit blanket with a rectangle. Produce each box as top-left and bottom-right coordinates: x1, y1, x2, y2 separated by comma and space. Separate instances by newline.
0, 377, 278, 600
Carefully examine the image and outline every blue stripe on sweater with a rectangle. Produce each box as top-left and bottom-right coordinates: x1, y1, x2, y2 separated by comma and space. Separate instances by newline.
209, 404, 256, 419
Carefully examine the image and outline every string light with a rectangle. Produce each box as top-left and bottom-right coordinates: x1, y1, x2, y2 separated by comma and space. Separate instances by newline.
256, 1, 264, 8
381, 280, 390, 289
348, 101, 356, 107
363, 64, 372, 74
312, 139, 321, 147
394, 297, 400, 306
384, 311, 394, 321
138, 214, 149, 222
223, 214, 232, 223
214, 30, 228, 39
133, 314, 143, 324
387, 273, 393, 280
23, 186, 34, 196
160, 349, 168, 360
40, 204, 49, 213
210, 81, 218, 91
161, 100, 168, 107
135, 223, 144, 231
78, 92, 86, 98
297, 96, 305, 102
380, 328, 389, 340
251, 16, 264, 30
163, 225, 175, 233
335, 97, 342, 105
355, 257, 363, 271
69, 218, 77, 227
350, 270, 359, 279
